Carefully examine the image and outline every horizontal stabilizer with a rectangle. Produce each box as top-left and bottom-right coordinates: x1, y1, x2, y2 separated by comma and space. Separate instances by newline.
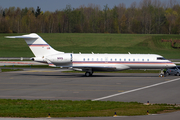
6, 33, 39, 39
5, 33, 63, 57
6, 36, 38, 39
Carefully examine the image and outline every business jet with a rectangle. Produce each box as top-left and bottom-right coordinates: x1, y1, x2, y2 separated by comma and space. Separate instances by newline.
6, 33, 176, 77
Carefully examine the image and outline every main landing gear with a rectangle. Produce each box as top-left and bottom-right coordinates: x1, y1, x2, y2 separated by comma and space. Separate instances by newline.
85, 71, 93, 77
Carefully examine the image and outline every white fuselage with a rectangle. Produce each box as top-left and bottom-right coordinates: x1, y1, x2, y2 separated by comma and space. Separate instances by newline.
45, 53, 175, 71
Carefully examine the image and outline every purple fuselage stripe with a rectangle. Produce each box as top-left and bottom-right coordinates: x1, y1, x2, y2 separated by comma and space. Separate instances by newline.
72, 61, 173, 64
28, 44, 49, 47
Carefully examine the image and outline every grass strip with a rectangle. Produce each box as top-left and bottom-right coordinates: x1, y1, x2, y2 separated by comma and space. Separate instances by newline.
0, 60, 31, 61
1, 69, 23, 72
1, 33, 180, 59
1, 65, 51, 68
0, 99, 179, 117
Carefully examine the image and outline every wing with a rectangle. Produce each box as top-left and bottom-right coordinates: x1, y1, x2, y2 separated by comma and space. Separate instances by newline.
72, 64, 130, 71
46, 59, 56, 67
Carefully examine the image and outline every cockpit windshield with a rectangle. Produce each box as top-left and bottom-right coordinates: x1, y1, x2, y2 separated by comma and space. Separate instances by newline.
157, 57, 166, 60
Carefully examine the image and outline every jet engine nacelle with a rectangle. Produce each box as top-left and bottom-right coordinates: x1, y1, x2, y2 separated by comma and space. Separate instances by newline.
46, 53, 72, 65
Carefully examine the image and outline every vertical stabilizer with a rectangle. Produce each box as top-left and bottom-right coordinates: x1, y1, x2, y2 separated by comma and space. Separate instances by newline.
6, 33, 64, 57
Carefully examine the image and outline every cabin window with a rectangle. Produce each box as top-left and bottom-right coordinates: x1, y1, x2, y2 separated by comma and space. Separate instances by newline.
124, 59, 126, 61
142, 59, 144, 61
97, 58, 98, 61
129, 59, 130, 61
92, 58, 94, 61
111, 59, 112, 61
119, 59, 121, 61
138, 59, 140, 61
115, 59, 117, 61
83, 58, 85, 61
147, 59, 149, 61
101, 58, 103, 61
133, 59, 135, 61
88, 58, 89, 61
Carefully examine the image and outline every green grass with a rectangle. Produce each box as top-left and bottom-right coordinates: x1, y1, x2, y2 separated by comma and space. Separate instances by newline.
1, 69, 23, 72
0, 33, 180, 58
2, 65, 50, 68
0, 99, 179, 117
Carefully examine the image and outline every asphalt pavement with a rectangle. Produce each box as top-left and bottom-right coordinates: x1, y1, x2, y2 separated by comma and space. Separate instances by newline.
0, 70, 180, 120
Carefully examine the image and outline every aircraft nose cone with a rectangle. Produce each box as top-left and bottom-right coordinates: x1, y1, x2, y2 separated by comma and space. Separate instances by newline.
169, 62, 176, 67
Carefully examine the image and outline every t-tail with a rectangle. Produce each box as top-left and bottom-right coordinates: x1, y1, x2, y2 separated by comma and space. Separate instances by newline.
6, 33, 64, 65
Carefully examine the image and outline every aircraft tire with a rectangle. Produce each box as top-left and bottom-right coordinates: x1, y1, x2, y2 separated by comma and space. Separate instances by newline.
159, 74, 164, 77
85, 72, 91, 77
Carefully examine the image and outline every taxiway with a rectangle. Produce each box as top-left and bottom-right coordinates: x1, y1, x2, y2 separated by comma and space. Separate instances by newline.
0, 70, 180, 120
0, 71, 179, 104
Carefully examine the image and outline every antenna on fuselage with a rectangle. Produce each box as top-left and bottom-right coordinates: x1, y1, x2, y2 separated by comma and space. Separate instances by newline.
128, 52, 131, 54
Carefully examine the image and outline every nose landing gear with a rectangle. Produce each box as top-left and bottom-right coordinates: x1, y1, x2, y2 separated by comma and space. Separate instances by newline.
159, 69, 166, 77
159, 74, 164, 77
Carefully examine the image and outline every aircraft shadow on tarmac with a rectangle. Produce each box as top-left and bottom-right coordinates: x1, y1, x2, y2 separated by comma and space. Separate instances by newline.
19, 73, 160, 78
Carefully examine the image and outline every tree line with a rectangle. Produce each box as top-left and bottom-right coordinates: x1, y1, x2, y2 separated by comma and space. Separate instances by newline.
0, 0, 180, 34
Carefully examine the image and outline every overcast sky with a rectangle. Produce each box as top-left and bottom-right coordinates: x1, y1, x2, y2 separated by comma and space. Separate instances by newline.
1, 0, 179, 12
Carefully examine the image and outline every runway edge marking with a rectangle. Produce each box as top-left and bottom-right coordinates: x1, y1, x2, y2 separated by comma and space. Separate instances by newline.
92, 78, 180, 101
